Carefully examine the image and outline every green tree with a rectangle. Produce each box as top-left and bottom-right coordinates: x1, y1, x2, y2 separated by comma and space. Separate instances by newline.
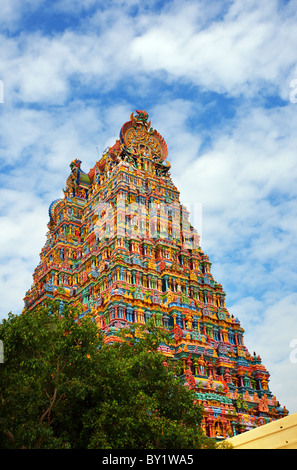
0, 301, 216, 449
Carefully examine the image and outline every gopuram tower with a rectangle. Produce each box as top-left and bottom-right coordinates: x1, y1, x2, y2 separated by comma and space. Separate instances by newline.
24, 110, 288, 440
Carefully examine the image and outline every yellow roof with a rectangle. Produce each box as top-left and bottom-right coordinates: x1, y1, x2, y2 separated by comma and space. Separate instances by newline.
227, 413, 297, 449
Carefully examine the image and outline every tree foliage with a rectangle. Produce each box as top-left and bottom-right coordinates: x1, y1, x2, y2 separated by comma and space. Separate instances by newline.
0, 301, 216, 449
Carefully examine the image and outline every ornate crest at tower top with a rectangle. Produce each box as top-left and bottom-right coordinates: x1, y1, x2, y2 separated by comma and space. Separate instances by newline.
131, 110, 151, 129
120, 109, 168, 163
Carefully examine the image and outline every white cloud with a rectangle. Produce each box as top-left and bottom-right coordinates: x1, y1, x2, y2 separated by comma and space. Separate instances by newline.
0, 189, 48, 260
1, 24, 136, 105
0, 258, 35, 318
53, 0, 99, 12
150, 100, 203, 174
1, 0, 294, 107
0, 187, 49, 318
131, 0, 297, 97
0, 0, 44, 30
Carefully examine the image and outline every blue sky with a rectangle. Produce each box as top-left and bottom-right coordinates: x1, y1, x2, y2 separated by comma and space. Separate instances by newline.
1, 0, 297, 414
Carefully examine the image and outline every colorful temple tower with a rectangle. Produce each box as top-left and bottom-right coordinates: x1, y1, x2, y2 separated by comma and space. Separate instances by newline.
24, 110, 288, 440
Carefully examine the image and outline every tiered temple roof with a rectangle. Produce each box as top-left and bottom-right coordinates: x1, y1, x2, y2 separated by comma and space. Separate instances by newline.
24, 110, 288, 440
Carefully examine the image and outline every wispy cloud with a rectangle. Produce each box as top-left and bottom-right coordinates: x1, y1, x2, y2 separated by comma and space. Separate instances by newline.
131, 0, 297, 97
